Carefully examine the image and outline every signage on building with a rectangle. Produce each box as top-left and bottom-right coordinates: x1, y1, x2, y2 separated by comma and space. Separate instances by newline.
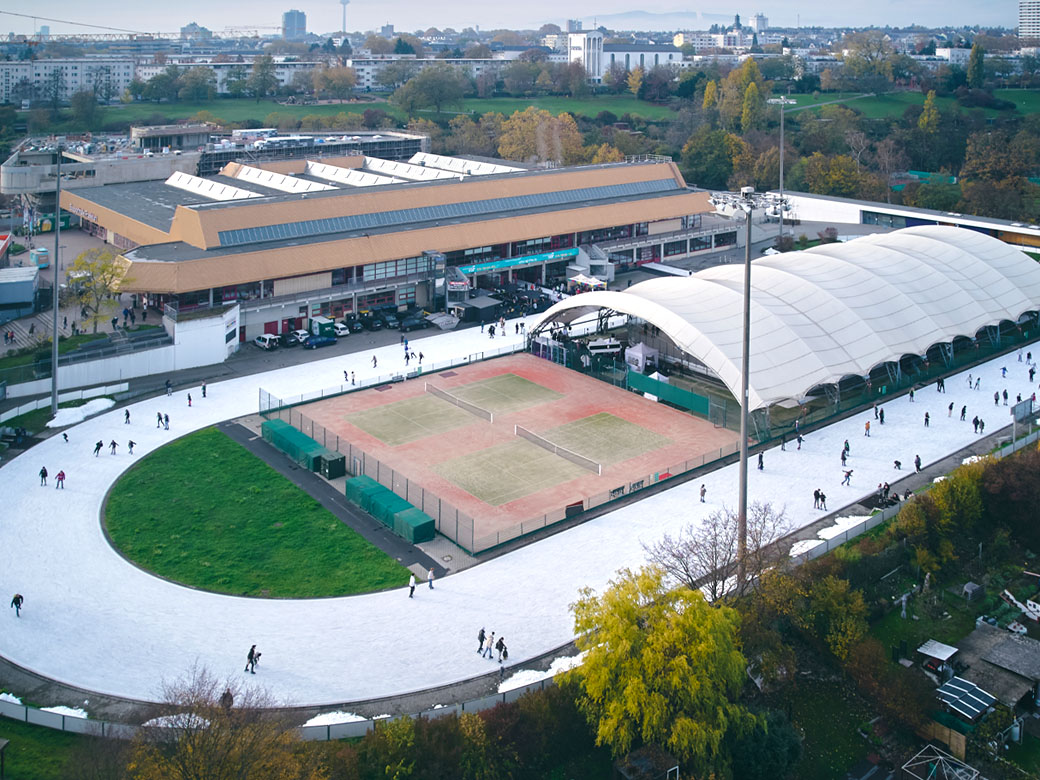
458, 247, 579, 275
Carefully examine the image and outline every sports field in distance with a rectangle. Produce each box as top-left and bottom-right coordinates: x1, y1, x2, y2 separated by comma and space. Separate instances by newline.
294, 354, 740, 542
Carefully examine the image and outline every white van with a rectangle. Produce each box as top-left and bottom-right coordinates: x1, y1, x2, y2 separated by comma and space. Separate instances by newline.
254, 334, 279, 351
587, 338, 622, 355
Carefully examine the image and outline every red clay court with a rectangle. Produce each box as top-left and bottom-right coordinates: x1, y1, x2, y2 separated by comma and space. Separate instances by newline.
297, 353, 739, 547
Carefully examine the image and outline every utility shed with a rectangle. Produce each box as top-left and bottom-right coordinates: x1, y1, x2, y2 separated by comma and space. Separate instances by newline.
957, 622, 1040, 707
0, 266, 39, 324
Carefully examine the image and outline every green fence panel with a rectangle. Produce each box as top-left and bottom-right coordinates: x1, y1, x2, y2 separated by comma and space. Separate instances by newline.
626, 370, 710, 416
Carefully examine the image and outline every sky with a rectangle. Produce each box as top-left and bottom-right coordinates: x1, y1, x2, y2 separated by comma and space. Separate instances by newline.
0, 2, 1017, 38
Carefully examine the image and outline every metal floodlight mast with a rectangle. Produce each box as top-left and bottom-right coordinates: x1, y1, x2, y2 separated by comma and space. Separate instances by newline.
51, 147, 62, 415
766, 97, 796, 246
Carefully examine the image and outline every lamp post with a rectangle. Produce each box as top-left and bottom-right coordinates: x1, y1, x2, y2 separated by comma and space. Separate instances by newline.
767, 97, 796, 247
51, 146, 62, 415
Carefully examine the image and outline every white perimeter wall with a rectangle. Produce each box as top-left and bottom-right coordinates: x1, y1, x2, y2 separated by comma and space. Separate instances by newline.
780, 193, 865, 225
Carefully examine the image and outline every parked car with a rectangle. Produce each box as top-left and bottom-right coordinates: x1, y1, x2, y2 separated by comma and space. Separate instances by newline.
302, 334, 337, 349
400, 315, 432, 332
359, 312, 383, 331
379, 310, 400, 329
333, 322, 350, 337
254, 333, 280, 350
342, 315, 364, 333
285, 329, 311, 346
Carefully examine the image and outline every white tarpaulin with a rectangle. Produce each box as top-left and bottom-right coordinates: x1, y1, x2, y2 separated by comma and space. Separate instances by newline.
625, 342, 659, 372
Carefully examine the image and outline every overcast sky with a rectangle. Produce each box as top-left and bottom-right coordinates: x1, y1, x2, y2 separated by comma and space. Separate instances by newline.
1, 2, 1017, 38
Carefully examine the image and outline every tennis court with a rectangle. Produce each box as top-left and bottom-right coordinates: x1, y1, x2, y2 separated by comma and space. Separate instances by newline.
294, 353, 740, 544
347, 395, 475, 447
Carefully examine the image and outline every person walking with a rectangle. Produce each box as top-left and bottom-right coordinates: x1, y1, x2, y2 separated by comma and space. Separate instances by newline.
700, 484, 706, 503
93, 440, 103, 457
840, 449, 847, 467
244, 645, 257, 674
879, 408, 885, 425
873, 403, 878, 419
156, 412, 163, 429
477, 627, 486, 653
924, 412, 930, 427
979, 419, 985, 434
914, 454, 922, 473
427, 568, 434, 590
909, 388, 915, 402
408, 574, 416, 598
55, 470, 65, 489
819, 491, 827, 510
960, 405, 967, 421
757, 452, 763, 470
484, 632, 495, 659
164, 414, 170, 430
864, 420, 871, 437
187, 393, 192, 407
974, 377, 980, 390
125, 409, 131, 424
495, 635, 506, 663
39, 466, 47, 486
10, 594, 23, 617
842, 469, 853, 486
796, 433, 803, 450
948, 402, 954, 417
1003, 389, 1009, 406
165, 379, 172, 397
109, 440, 117, 455
372, 355, 377, 368
813, 488, 821, 509
972, 415, 980, 433
201, 382, 206, 399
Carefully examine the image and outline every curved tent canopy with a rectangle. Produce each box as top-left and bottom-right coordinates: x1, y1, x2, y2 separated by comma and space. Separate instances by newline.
532, 226, 1040, 410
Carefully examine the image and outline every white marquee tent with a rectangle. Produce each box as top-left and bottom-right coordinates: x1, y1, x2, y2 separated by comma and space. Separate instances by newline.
534, 226, 1040, 410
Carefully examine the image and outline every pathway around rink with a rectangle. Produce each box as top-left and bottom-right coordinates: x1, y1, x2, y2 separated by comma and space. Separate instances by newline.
1, 311, 1038, 710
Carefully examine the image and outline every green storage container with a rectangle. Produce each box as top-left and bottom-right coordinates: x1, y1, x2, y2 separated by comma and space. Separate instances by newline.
320, 450, 346, 480
371, 491, 411, 528
393, 507, 435, 543
345, 475, 380, 503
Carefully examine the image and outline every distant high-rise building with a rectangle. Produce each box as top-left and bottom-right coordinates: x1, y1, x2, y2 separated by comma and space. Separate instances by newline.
1022, 1, 1040, 39
180, 22, 213, 41
750, 13, 768, 33
282, 9, 307, 40
566, 19, 583, 33
38, 25, 50, 38
381, 23, 395, 38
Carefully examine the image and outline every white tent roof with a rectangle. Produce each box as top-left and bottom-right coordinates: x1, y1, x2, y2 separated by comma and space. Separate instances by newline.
534, 226, 1040, 410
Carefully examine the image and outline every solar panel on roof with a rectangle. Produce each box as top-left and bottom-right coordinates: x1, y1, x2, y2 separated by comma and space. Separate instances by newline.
216, 178, 679, 247
937, 676, 996, 720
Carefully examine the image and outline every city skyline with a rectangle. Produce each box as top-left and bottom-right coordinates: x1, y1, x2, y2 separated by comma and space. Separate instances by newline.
0, 1, 1017, 38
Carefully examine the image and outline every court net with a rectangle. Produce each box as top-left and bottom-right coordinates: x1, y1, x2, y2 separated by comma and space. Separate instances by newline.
514, 424, 602, 475
425, 382, 494, 423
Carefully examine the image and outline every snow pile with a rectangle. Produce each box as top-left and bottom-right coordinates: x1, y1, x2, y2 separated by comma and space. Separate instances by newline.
46, 398, 116, 428
933, 475, 947, 484
962, 455, 984, 465
302, 711, 367, 727
42, 705, 88, 718
817, 515, 867, 541
142, 713, 210, 728
498, 653, 586, 693
0, 692, 23, 704
789, 538, 823, 557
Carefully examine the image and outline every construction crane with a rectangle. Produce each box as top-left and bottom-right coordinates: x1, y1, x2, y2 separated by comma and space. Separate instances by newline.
0, 12, 280, 41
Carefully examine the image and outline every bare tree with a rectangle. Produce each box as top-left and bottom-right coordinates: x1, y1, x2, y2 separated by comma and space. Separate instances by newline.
643, 502, 787, 601
844, 130, 869, 169
127, 665, 325, 780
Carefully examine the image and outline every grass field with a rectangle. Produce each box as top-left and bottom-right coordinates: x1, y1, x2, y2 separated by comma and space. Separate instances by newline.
0, 716, 82, 780
424, 95, 680, 121
544, 412, 672, 466
105, 427, 411, 597
789, 680, 872, 780
436, 438, 588, 505
347, 394, 476, 446
447, 373, 563, 416
869, 592, 978, 651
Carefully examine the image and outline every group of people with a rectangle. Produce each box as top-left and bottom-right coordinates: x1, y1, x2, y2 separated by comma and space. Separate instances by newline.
407, 568, 436, 597
38, 465, 64, 488
476, 627, 508, 663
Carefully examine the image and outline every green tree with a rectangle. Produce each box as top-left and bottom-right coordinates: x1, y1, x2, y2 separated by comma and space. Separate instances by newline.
391, 65, 466, 114
144, 66, 181, 103
967, 42, 985, 89
224, 65, 249, 97
375, 60, 419, 91
69, 90, 99, 128
740, 81, 765, 133
571, 566, 755, 775
803, 575, 868, 661
393, 36, 416, 55
313, 66, 357, 101
497, 107, 584, 164
43, 68, 66, 110
702, 79, 718, 109
178, 66, 216, 102
627, 66, 644, 97
590, 143, 625, 163
247, 55, 279, 101
918, 89, 940, 134
69, 248, 128, 333
803, 152, 861, 197
682, 126, 733, 189
729, 710, 802, 780
364, 35, 394, 55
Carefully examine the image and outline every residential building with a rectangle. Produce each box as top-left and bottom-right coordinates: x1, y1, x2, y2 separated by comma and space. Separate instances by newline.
749, 13, 769, 33
1021, 1, 1040, 40
380, 24, 395, 38
672, 31, 719, 52
569, 30, 604, 81
180, 22, 213, 41
0, 58, 135, 104
282, 9, 307, 41
604, 44, 683, 75
566, 20, 583, 33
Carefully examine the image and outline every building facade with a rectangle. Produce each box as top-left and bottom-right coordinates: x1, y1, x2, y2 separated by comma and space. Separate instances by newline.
0, 58, 135, 104
1022, 1, 1040, 40
282, 10, 307, 41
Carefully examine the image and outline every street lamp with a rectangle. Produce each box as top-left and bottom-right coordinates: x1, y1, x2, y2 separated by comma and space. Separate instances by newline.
708, 186, 764, 585
767, 97, 796, 247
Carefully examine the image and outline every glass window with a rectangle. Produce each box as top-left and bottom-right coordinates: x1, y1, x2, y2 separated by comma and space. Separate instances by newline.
664, 239, 688, 257
689, 235, 711, 252
714, 231, 737, 248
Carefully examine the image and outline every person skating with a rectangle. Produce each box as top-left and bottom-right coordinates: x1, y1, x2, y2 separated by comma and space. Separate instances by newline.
842, 469, 853, 486
864, 420, 871, 437
125, 409, 131, 424
819, 491, 827, 510
796, 433, 803, 450
164, 414, 170, 430
110, 440, 118, 455
948, 402, 954, 417
909, 388, 915, 403
894, 460, 902, 470
924, 412, 930, 427
372, 355, 377, 368
960, 405, 967, 421
93, 440, 103, 457
1003, 389, 1009, 406
973, 416, 980, 433
813, 488, 821, 509
700, 484, 706, 503
201, 382, 206, 399
39, 466, 47, 486
128, 440, 136, 455
62, 433, 68, 443
427, 568, 434, 590
914, 454, 922, 473
477, 627, 486, 653
55, 470, 65, 489
187, 393, 192, 407
408, 574, 416, 598
495, 635, 506, 663
757, 452, 763, 470
979, 419, 985, 434
483, 632, 496, 659
245, 644, 257, 674
840, 450, 847, 467
156, 411, 163, 429
879, 408, 885, 425
165, 379, 172, 397
974, 377, 980, 390
10, 593, 23, 617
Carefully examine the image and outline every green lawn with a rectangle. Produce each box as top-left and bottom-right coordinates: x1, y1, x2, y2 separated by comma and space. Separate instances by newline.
0, 716, 82, 780
1007, 734, 1040, 774
104, 427, 411, 597
443, 95, 679, 120
1, 333, 108, 371
788, 680, 872, 780
869, 593, 979, 652
790, 89, 1040, 120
